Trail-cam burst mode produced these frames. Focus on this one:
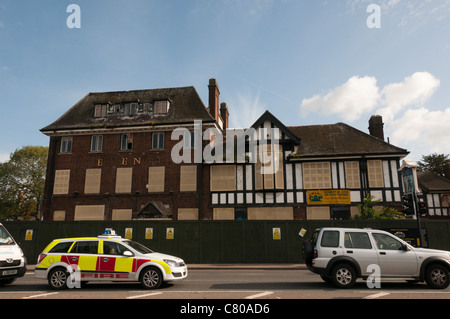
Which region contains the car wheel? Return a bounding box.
[331,263,356,288]
[425,264,449,289]
[140,267,163,289]
[48,267,68,290]
[0,278,16,285]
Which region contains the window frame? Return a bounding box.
[302,161,331,190]
[90,135,103,152]
[152,132,165,150]
[254,144,284,190]
[154,100,169,114]
[60,137,73,154]
[120,134,133,151]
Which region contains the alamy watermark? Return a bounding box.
[170,120,282,174]
[367,4,381,29]
[366,264,381,288]
[66,4,81,29]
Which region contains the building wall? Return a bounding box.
[42,130,204,221]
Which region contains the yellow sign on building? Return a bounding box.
[306,190,351,205]
[166,228,174,240]
[273,228,281,240]
[145,228,153,240]
[125,228,133,239]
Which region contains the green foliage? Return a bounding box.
[354,193,405,220]
[417,153,450,177]
[0,146,48,220]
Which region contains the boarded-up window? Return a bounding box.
[148,166,165,192]
[306,206,330,220]
[303,162,331,189]
[213,208,235,220]
[247,207,293,220]
[74,205,105,221]
[112,209,132,220]
[53,210,66,221]
[254,144,284,190]
[180,165,197,192]
[210,165,236,191]
[84,168,101,194]
[177,208,198,220]
[115,167,132,193]
[345,161,361,189]
[367,160,384,187]
[154,100,169,114]
[54,169,70,195]
[94,104,107,117]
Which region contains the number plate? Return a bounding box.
[2,269,17,276]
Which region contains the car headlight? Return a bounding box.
[163,259,179,268]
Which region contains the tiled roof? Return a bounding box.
[41,86,214,133]
[418,171,450,192]
[288,123,408,158]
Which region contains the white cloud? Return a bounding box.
[389,107,450,159]
[377,72,440,122]
[299,71,448,160]
[300,75,380,122]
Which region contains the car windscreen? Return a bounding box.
[124,240,153,254]
[0,225,15,245]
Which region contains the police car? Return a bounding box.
[34,229,188,289]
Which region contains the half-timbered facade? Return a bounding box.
[41,79,409,221]
[209,112,409,220]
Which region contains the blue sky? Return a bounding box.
[1,0,449,162]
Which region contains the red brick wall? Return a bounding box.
[42,130,211,220]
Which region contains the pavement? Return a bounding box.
[27,264,306,271]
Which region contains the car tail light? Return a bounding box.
[37,253,47,264]
[313,249,318,259]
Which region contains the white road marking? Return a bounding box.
[22,292,59,299]
[126,292,163,299]
[363,292,391,299]
[245,291,274,299]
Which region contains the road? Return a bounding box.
[1,265,449,300]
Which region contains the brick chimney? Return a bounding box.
[368,115,384,141]
[220,102,229,129]
[208,78,220,122]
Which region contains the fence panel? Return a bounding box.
[2,220,450,264]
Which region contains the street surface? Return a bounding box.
[1,265,449,300]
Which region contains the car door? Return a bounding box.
[343,231,379,277]
[98,240,135,280]
[66,240,99,277]
[371,232,418,277]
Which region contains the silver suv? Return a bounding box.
[303,227,450,289]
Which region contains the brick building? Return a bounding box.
[41,79,227,220]
[41,79,410,221]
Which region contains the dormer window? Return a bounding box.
[94,104,108,117]
[154,100,169,114]
[124,103,137,116]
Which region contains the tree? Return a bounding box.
[354,194,405,220]
[417,153,450,177]
[0,146,48,220]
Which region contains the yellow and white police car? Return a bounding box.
[34,229,187,289]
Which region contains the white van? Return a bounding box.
[0,223,27,285]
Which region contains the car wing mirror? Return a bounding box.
[123,250,134,257]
